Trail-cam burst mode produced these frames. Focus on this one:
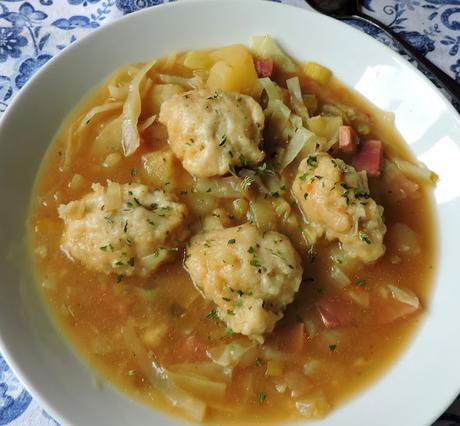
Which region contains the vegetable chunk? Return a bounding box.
[159,88,265,178]
[185,223,303,342]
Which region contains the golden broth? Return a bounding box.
[29,44,436,424]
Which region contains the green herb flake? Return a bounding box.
[356,279,366,286]
[258,392,266,405]
[123,220,128,233]
[207,309,218,320]
[359,231,372,244]
[99,245,108,252]
[227,239,236,245]
[299,172,309,181]
[239,154,248,167]
[235,299,243,308]
[130,168,137,177]
[127,257,135,267]
[219,135,227,147]
[227,309,235,316]
[250,259,262,267]
[225,327,233,336]
[255,358,263,367]
[116,274,124,283]
[329,344,337,352]
[306,155,318,167]
[248,246,255,254]
[128,369,137,376]
[147,219,155,227]
[104,215,114,225]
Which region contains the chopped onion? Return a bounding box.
[389,223,421,255]
[388,284,420,309]
[295,395,330,418]
[330,265,351,288]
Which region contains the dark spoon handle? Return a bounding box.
[351,12,460,107]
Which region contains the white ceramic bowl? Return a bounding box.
[0,1,459,425]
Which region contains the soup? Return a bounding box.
[29,36,437,424]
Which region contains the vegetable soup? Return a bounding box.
[29,36,437,424]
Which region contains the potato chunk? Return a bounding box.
[159,88,264,178]
[58,182,188,277]
[292,152,386,264]
[185,223,302,342]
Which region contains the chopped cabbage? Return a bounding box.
[250,35,297,73]
[279,127,315,170]
[121,322,206,421]
[77,101,122,134]
[393,158,438,185]
[121,60,157,156]
[286,76,310,123]
[207,340,255,368]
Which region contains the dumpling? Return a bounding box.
[159,88,265,178]
[58,181,188,277]
[185,222,302,342]
[292,152,386,263]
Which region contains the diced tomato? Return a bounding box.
[316,298,354,329]
[278,322,308,353]
[179,334,210,362]
[352,139,383,177]
[254,59,274,78]
[338,125,358,153]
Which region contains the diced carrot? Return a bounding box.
[278,322,307,353]
[306,183,314,193]
[254,59,274,78]
[338,125,358,153]
[352,139,383,177]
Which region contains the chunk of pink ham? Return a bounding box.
[352,139,383,177]
[254,59,274,78]
[338,125,358,153]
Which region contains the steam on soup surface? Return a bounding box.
[29,36,437,424]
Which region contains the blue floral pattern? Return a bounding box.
[0,1,459,425]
